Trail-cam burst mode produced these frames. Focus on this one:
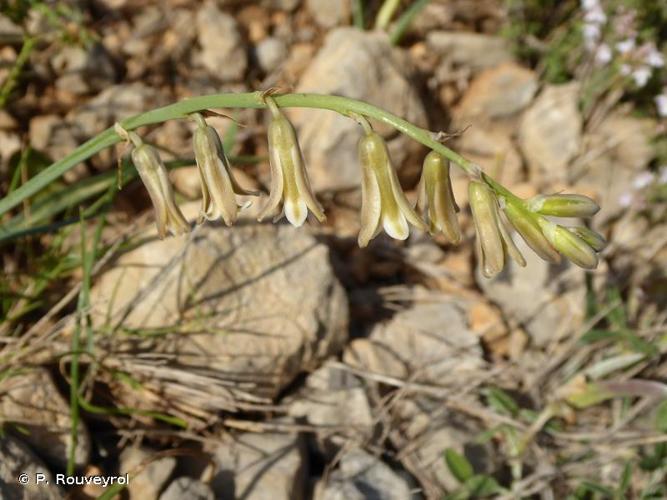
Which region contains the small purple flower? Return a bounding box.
[632,171,655,190]
[595,44,612,65]
[583,24,601,48]
[618,192,634,208]
[632,66,652,87]
[616,39,635,54]
[656,94,667,118]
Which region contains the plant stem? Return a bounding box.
[390,0,431,45]
[0,91,483,218]
[0,36,36,108]
[375,0,402,30]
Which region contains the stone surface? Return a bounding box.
[196,2,247,81]
[454,123,524,187]
[427,31,513,72]
[51,43,117,95]
[0,435,62,500]
[209,432,305,499]
[313,449,412,500]
[455,62,538,120]
[256,37,288,73]
[120,446,177,500]
[288,361,373,438]
[393,400,493,495]
[160,478,214,500]
[519,83,582,186]
[344,302,483,384]
[476,236,586,349]
[0,369,91,470]
[68,82,162,138]
[307,0,350,28]
[90,221,348,402]
[577,112,656,224]
[290,27,427,191]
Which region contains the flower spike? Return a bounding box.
[114,123,189,239]
[417,151,461,243]
[191,113,257,226]
[257,96,325,227]
[357,124,427,247]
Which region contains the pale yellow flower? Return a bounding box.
[416,151,461,243]
[358,130,427,247]
[192,113,257,226]
[257,98,325,227]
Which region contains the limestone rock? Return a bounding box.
[476,236,586,349]
[427,31,513,72]
[344,302,483,385]
[519,83,582,186]
[120,446,176,500]
[290,27,427,191]
[196,2,247,81]
[455,62,538,120]
[161,478,213,500]
[288,361,373,439]
[306,0,350,28]
[313,448,412,500]
[577,112,656,224]
[68,82,162,138]
[209,432,305,499]
[0,435,62,500]
[0,369,91,470]
[256,37,288,73]
[90,222,348,404]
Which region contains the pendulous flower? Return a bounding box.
[469,181,525,278]
[257,97,325,227]
[191,113,257,226]
[115,123,189,239]
[417,151,461,244]
[357,129,427,247]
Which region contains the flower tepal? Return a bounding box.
[115,123,189,239]
[191,113,257,226]
[417,151,461,243]
[357,127,427,247]
[257,96,325,227]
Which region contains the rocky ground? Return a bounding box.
[1,1,666,499]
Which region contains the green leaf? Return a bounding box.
[444,448,474,483]
[483,387,520,416]
[464,475,503,497]
[655,400,667,433]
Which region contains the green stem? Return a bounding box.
[0,36,36,108]
[389,0,431,45]
[0,91,482,218]
[375,0,402,30]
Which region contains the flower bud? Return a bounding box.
[569,226,607,252]
[528,194,600,218]
[131,141,190,239]
[469,181,505,278]
[539,220,599,269]
[503,200,561,263]
[258,99,325,227]
[358,131,427,247]
[417,151,461,244]
[192,113,257,226]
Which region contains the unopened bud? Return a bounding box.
[539,220,598,269]
[569,226,607,252]
[528,194,600,218]
[503,200,561,263]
